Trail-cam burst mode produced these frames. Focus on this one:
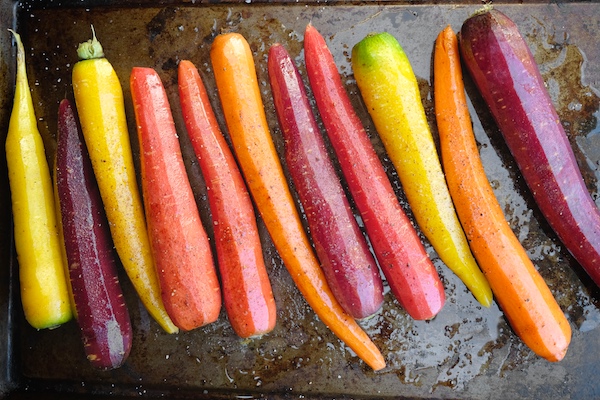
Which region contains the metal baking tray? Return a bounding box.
[1,0,600,398]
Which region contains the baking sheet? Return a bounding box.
[2,1,600,398]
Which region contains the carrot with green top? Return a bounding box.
[131,66,221,331]
[72,28,177,334]
[6,30,72,329]
[178,60,276,338]
[351,32,492,308]
[210,32,385,371]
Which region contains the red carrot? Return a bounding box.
[304,24,445,319]
[177,60,276,338]
[268,43,383,319]
[130,67,221,331]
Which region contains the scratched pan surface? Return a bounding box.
[1,0,600,398]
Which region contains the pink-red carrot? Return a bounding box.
[178,59,276,338]
[304,23,446,319]
[268,43,383,319]
[56,98,132,369]
[130,67,221,331]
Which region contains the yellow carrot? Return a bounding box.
[6,30,72,329]
[72,28,177,333]
[351,32,492,307]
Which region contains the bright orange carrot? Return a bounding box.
[178,60,276,338]
[130,67,221,331]
[434,25,570,362]
[210,32,385,371]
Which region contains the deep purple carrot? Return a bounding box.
[56,98,132,370]
[460,8,600,287]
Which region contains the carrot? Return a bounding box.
[56,98,132,369]
[6,30,72,329]
[72,28,177,334]
[434,25,571,361]
[130,66,221,331]
[210,32,385,371]
[177,60,276,338]
[268,43,384,320]
[459,9,600,289]
[304,24,445,320]
[351,32,493,308]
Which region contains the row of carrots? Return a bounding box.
[7,7,599,371]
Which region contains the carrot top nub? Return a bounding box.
[77,26,104,61]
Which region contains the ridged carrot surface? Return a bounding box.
[304,24,445,320]
[178,60,276,338]
[268,43,384,320]
[55,98,132,369]
[130,67,221,331]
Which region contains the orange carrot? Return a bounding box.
[210,32,385,371]
[130,67,221,331]
[434,25,571,361]
[178,60,276,338]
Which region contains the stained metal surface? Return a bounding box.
[2,1,600,398]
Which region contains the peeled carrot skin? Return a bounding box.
[56,99,132,369]
[435,26,570,362]
[177,60,276,338]
[130,67,221,331]
[460,9,600,288]
[210,32,385,371]
[268,43,384,319]
[304,24,445,320]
